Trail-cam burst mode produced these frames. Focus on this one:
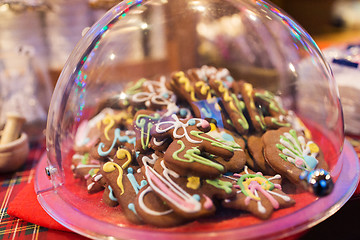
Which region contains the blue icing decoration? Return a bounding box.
[97,128,136,156]
[303,156,318,170]
[108,185,118,201]
[188,119,196,126]
[140,180,147,187]
[162,92,169,98]
[135,151,140,158]
[192,194,200,201]
[226,76,234,82]
[128,203,137,214]
[221,132,234,142]
[127,168,148,194]
[179,108,187,117]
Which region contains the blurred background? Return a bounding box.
[1,0,360,139]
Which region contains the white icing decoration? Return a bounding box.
[254,190,266,214]
[153,137,166,146]
[94,174,103,182]
[279,130,318,170]
[142,157,202,213]
[268,190,291,202]
[267,174,281,181]
[142,153,159,165]
[138,186,173,216]
[87,182,95,191]
[155,114,204,144]
[131,76,177,117]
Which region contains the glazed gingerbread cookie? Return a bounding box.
[247,135,277,175]
[262,127,328,184]
[71,153,101,180]
[151,114,246,178]
[222,166,295,219]
[133,110,161,153]
[169,71,203,118]
[134,185,186,227]
[253,89,291,129]
[141,158,216,220]
[100,161,147,224]
[233,80,266,132]
[130,76,179,116]
[91,127,136,161]
[209,78,249,135]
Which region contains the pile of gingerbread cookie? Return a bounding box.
[71,65,330,227]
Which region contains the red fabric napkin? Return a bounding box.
[7,179,70,232]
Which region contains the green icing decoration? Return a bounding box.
[88,168,96,177]
[231,93,249,130]
[135,113,160,150]
[190,130,235,152]
[126,78,146,95]
[173,140,224,172]
[226,119,234,127]
[81,153,89,164]
[206,179,233,194]
[278,153,288,161]
[271,118,291,127]
[237,173,274,197]
[255,115,266,131]
[254,91,286,115]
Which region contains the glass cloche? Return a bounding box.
[37,0,359,239]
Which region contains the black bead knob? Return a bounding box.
[300,169,334,197]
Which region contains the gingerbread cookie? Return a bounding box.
[134,185,186,227]
[234,80,266,132]
[100,162,147,224]
[209,78,249,135]
[87,172,106,194]
[253,89,291,129]
[151,114,246,178]
[142,158,217,219]
[71,153,101,180]
[133,110,161,153]
[262,127,327,184]
[130,76,179,116]
[247,135,276,175]
[222,166,295,219]
[169,71,202,118]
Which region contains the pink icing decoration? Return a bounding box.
[201,120,210,129]
[295,158,304,166]
[249,182,279,209]
[203,194,214,210]
[146,166,198,211]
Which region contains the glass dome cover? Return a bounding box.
[40,0,359,239]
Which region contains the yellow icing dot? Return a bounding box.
[187,176,201,190]
[309,143,319,153]
[210,123,217,131]
[116,148,127,159]
[94,169,99,174]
